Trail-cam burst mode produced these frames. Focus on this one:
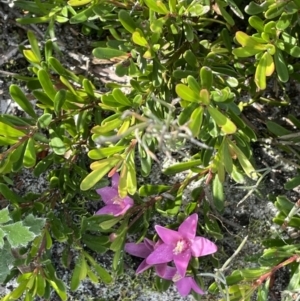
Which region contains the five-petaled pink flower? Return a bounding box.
[161,266,205,297]
[125,238,167,277]
[146,213,217,277]
[95,173,134,217]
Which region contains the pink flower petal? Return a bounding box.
[178,213,198,240]
[146,244,174,265]
[191,237,217,257]
[159,266,177,280]
[175,277,204,296]
[173,249,191,277]
[123,196,134,206]
[175,277,192,296]
[115,203,133,216]
[155,225,182,244]
[96,187,118,204]
[124,242,152,258]
[190,278,205,295]
[155,263,168,278]
[111,173,120,189]
[95,204,121,216]
[144,238,155,250]
[136,259,152,274]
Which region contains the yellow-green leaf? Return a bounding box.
[207,106,237,134]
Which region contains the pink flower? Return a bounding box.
[161,266,205,297]
[95,173,133,216]
[124,238,167,277]
[146,213,217,277]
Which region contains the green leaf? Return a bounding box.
[81,235,109,253]
[27,30,41,62]
[266,121,291,136]
[176,84,201,102]
[144,0,169,14]
[200,66,213,90]
[38,69,56,100]
[23,138,36,168]
[228,141,257,180]
[207,106,237,134]
[0,207,11,224]
[255,52,267,90]
[189,106,204,137]
[70,255,87,291]
[119,10,137,33]
[93,48,128,60]
[132,30,148,47]
[47,278,67,301]
[0,183,24,204]
[69,7,94,24]
[212,174,224,212]
[284,176,300,190]
[54,90,66,113]
[49,137,66,155]
[0,241,15,282]
[23,214,45,235]
[232,47,263,57]
[88,146,126,160]
[9,85,37,119]
[163,159,202,175]
[80,157,121,191]
[2,221,35,248]
[112,89,132,106]
[93,263,112,284]
[139,184,171,196]
[38,113,52,128]
[274,48,289,83]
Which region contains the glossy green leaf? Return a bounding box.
[27,30,41,62]
[245,1,265,15]
[9,85,37,119]
[212,174,224,212]
[176,84,201,102]
[144,0,169,14]
[207,106,237,134]
[274,49,289,83]
[163,159,202,175]
[67,0,92,6]
[249,16,264,32]
[54,90,66,113]
[232,47,263,57]
[255,51,267,90]
[132,30,148,47]
[70,255,87,291]
[38,69,56,100]
[139,184,171,196]
[200,66,213,90]
[80,157,121,191]
[112,88,132,106]
[23,138,36,168]
[119,10,137,33]
[93,47,128,60]
[284,176,300,190]
[47,278,67,301]
[49,137,66,155]
[69,7,94,24]
[228,141,257,180]
[38,113,52,128]
[189,106,204,137]
[88,146,126,160]
[266,121,291,136]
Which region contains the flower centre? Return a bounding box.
[112,196,123,206]
[173,239,189,255]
